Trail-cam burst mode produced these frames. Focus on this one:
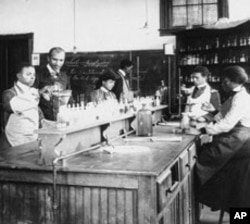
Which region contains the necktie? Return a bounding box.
[192,86,206,98]
[52,72,60,79]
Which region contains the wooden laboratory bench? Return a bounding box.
[37,105,167,165]
[0,123,198,224]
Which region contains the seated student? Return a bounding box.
[196,65,250,212]
[90,72,117,104]
[181,66,221,122]
[1,62,43,147]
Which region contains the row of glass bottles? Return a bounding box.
[221,52,249,64]
[56,96,157,128]
[179,34,250,52]
[180,51,250,66]
[179,53,218,65]
[181,74,221,83]
[179,37,220,52]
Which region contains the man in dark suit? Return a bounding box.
[113,59,134,102]
[36,47,71,121]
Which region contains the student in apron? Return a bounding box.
[181,66,221,121]
[2,62,42,147]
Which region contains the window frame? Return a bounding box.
[160,0,228,35]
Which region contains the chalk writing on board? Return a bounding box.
[65,59,111,68]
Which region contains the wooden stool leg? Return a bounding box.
[218,210,224,224]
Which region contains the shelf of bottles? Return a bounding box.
[181,73,221,84]
[178,33,250,66]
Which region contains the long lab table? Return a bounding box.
[0,123,198,224]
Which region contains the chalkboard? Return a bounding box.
[38,50,167,103]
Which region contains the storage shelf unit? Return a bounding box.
[175,19,250,103]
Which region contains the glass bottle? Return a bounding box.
[136,104,153,136]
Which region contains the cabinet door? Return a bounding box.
[181,175,191,224]
[188,143,197,169]
[157,161,181,224]
[179,149,190,180]
[188,143,197,223]
[158,192,182,224]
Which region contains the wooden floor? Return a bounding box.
[199,205,230,224]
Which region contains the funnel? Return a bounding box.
[53,90,72,106]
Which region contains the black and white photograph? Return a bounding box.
[0,0,250,223]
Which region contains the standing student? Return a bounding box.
[196,65,250,211]
[36,47,71,121]
[1,63,43,147]
[113,59,134,102]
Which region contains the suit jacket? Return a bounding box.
[35,66,71,121]
[112,73,123,100]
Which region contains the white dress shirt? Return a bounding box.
[206,86,250,135]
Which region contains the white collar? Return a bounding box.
[118,69,126,77]
[47,64,58,76]
[15,81,31,93]
[233,85,243,92]
[196,82,208,89]
[100,86,110,93]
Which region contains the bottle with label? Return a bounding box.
[136,104,153,136]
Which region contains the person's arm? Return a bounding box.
[2,89,16,113]
[205,94,246,135]
[210,89,221,111]
[181,85,193,95]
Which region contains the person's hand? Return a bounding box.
[39,85,54,101]
[201,102,215,112]
[196,116,206,123]
[214,113,223,122]
[184,127,201,135]
[200,134,212,145]
[181,85,189,94]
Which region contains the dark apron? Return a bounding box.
[196,125,250,185]
[196,125,250,211]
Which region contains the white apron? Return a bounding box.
[185,84,212,118]
[5,83,39,146]
[119,71,133,102]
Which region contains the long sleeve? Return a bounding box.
[206,89,250,135]
[2,89,16,113]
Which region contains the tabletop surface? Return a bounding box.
[0,125,197,177]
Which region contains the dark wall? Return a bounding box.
[38,50,168,103]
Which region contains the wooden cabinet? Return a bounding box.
[0,126,197,224]
[175,19,250,104]
[157,143,197,224]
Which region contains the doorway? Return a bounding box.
[0,33,33,133]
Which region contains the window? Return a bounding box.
[160,0,229,35]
